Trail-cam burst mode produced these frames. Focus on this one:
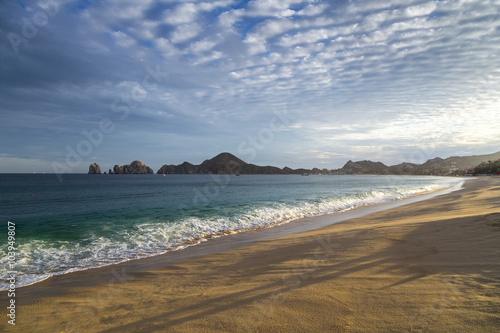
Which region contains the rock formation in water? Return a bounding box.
[110,161,154,174]
[88,163,101,174]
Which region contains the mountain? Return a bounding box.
[437,152,500,169]
[339,160,388,174]
[91,151,500,176]
[158,152,302,175]
[333,151,500,175]
[198,153,248,174]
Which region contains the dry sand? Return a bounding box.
[2,177,499,332]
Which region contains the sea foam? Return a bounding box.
[0,176,466,290]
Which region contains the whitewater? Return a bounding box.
[0,174,466,290]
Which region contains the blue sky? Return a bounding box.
[1,0,499,173]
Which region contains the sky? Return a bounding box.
[1,0,499,173]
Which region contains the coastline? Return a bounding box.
[2,176,466,292]
[2,176,499,332]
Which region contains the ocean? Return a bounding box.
[0,174,466,290]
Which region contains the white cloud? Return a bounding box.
[170,23,203,43]
[3,0,500,171]
[277,23,360,48]
[405,1,438,17]
[112,31,135,47]
[192,51,223,65]
[188,38,218,54]
[297,3,329,17]
[245,0,308,17]
[244,35,268,55]
[163,3,200,24]
[154,37,179,56]
[217,8,245,29]
[164,1,237,25]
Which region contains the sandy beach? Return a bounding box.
[2,176,499,332]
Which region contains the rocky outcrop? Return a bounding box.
[88,163,101,174]
[110,161,154,174]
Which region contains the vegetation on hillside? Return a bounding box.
[473,159,500,175]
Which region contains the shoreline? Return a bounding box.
[2,176,499,332]
[2,177,466,293]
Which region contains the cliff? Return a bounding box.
[110,161,154,174]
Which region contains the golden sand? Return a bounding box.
[2,177,499,332]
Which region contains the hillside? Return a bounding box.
[157,153,297,175]
[332,151,500,175]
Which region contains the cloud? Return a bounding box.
[0,0,499,172]
[188,38,217,54]
[112,31,135,47]
[297,3,329,17]
[170,22,203,43]
[244,0,298,17]
[163,3,200,24]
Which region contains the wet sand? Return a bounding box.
[2,177,499,332]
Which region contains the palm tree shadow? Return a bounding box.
[98,213,500,332]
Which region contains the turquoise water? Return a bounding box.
[0,174,465,290]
